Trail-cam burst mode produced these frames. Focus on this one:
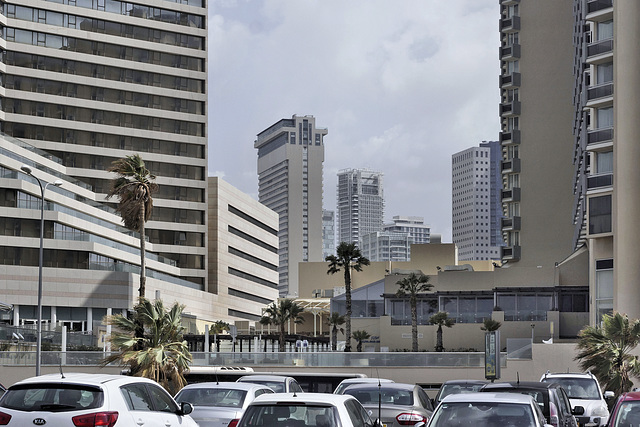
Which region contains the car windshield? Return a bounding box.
[438,384,485,401]
[614,401,640,427]
[430,402,535,427]
[245,381,284,393]
[345,388,413,406]
[239,404,339,427]
[543,378,600,399]
[1,384,103,412]
[176,388,247,407]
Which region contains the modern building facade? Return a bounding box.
[360,231,412,262]
[322,209,335,260]
[0,0,208,289]
[337,168,384,246]
[383,216,431,244]
[452,143,503,261]
[255,115,327,297]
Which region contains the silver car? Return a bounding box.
[236,375,303,393]
[175,382,274,427]
[343,383,434,427]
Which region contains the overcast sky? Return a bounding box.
[208,0,501,243]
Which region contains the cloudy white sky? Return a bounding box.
[208,0,501,242]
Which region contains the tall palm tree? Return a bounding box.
[210,320,230,335]
[575,312,640,396]
[430,311,455,352]
[326,242,370,352]
[259,299,305,352]
[106,154,158,300]
[102,298,192,394]
[327,312,346,351]
[396,272,433,351]
[352,330,370,352]
[481,318,502,332]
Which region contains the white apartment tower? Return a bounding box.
[452,143,503,261]
[322,209,336,260]
[337,168,384,246]
[255,115,327,297]
[383,216,431,244]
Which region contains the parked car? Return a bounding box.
[334,378,394,395]
[174,381,274,427]
[236,375,303,393]
[0,383,5,398]
[606,391,640,427]
[426,392,553,427]
[540,372,613,427]
[481,380,583,427]
[237,391,377,427]
[0,372,197,426]
[433,380,487,406]
[343,382,434,427]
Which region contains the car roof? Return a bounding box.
[541,372,595,379]
[237,375,294,382]
[10,373,147,388]
[180,381,271,391]
[483,381,558,391]
[442,392,537,405]
[441,379,487,385]
[339,378,394,384]
[342,383,416,392]
[619,392,640,401]
[252,392,353,405]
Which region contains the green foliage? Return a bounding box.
[326,242,370,352]
[430,311,455,352]
[396,272,432,351]
[352,330,371,352]
[326,312,346,351]
[260,299,305,352]
[210,321,230,335]
[102,298,192,394]
[481,318,502,332]
[575,312,640,397]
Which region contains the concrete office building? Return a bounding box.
[0,0,208,289]
[452,143,503,261]
[322,209,335,260]
[255,115,327,297]
[498,0,576,268]
[337,168,384,246]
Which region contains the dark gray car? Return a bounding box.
[343,383,434,427]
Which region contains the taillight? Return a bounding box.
[72,411,119,427]
[549,401,559,427]
[0,411,11,425]
[396,413,426,426]
[228,418,240,427]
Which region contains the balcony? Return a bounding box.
[500,15,521,33]
[586,0,613,21]
[587,0,612,13]
[500,129,521,145]
[501,72,521,89]
[502,245,521,261]
[587,127,613,145]
[586,82,613,107]
[501,158,521,174]
[501,0,520,5]
[500,43,521,61]
[500,100,521,117]
[587,173,613,190]
[587,39,613,60]
[502,187,521,202]
[501,216,521,231]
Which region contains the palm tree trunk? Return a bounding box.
[331,326,337,351]
[411,300,418,352]
[139,200,146,300]
[436,325,443,352]
[279,322,286,352]
[344,268,352,352]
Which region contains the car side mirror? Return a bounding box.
[179,402,194,416]
[572,406,585,416]
[604,391,615,399]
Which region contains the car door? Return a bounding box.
[121,383,167,427]
[146,383,192,427]
[556,387,578,427]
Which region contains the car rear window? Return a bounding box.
[239,404,339,427]
[344,388,413,406]
[1,384,103,412]
[176,388,247,407]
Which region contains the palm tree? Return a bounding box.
[575,312,640,397]
[352,330,371,352]
[395,272,433,351]
[259,299,305,352]
[430,311,455,352]
[106,154,158,300]
[326,242,370,352]
[102,298,192,394]
[327,312,346,351]
[481,318,502,332]
[210,320,230,335]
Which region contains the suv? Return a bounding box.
[481,381,583,427]
[0,373,197,427]
[540,372,613,427]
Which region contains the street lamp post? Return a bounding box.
[20,165,62,376]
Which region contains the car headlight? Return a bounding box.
[591,405,609,417]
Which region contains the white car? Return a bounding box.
[427,392,553,427]
[333,378,394,394]
[0,372,198,427]
[237,392,377,427]
[175,381,274,427]
[236,375,303,393]
[540,372,613,427]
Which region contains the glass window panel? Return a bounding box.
[596,151,613,174]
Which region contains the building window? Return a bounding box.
[595,259,613,324]
[589,195,611,234]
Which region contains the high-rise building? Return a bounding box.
[452,143,503,261]
[322,209,335,260]
[337,168,384,246]
[0,0,208,290]
[360,231,412,262]
[498,0,576,268]
[383,216,431,244]
[255,115,327,297]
